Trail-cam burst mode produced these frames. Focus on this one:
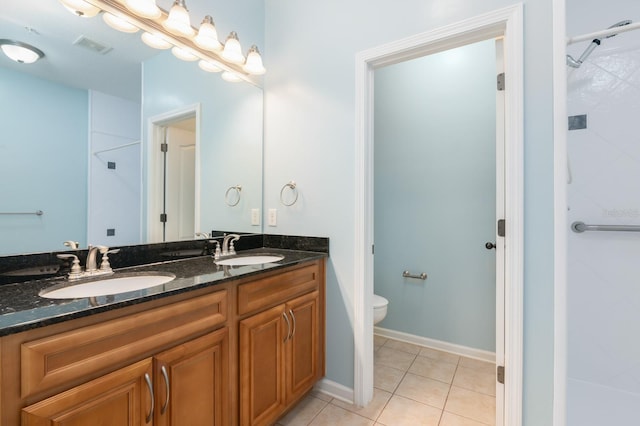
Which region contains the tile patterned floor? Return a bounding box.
[276,335,496,426]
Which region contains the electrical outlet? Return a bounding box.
[268,209,277,227]
[251,208,260,226]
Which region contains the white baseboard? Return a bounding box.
[313,378,354,404]
[374,326,496,363]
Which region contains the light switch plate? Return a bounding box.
[268,209,277,227]
[251,208,260,226]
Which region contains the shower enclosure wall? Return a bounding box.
[566,3,640,424]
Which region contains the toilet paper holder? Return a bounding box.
[402,270,427,280]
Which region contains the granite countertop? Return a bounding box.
[0,248,326,337]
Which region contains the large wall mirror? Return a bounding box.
[0,0,263,256]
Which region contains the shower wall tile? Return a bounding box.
[568,44,640,396]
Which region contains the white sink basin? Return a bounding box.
[215,255,284,266]
[40,273,176,299]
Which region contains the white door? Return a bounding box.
[163,124,195,241]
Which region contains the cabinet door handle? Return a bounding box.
[144,373,154,424]
[282,311,291,342]
[161,365,170,415]
[289,309,296,339]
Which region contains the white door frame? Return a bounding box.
[354,4,524,425]
[146,104,201,243]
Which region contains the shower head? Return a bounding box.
[566,19,633,68]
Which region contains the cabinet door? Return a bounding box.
[239,304,286,426]
[285,290,321,404]
[22,358,154,426]
[154,328,229,426]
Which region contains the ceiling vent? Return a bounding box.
[73,35,112,54]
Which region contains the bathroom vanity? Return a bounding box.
[0,247,326,425]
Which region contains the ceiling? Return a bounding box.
[0,0,190,102]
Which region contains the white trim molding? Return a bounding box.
[375,328,496,363]
[354,5,524,426]
[552,0,568,424]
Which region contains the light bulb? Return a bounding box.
[103,13,139,33]
[221,32,244,64]
[198,60,222,73]
[163,0,195,37]
[59,0,100,18]
[124,0,161,19]
[194,16,222,51]
[221,71,242,82]
[243,45,265,75]
[141,32,172,50]
[171,46,198,61]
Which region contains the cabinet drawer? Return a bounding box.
[237,262,320,316]
[21,289,227,398]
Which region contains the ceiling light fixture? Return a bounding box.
[59,0,101,18]
[221,32,244,64]
[163,0,195,37]
[0,39,45,64]
[103,13,139,33]
[194,16,221,52]
[124,0,161,19]
[141,32,172,50]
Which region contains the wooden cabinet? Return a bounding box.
[239,263,323,426]
[21,328,229,426]
[1,259,325,426]
[22,358,154,426]
[154,328,229,426]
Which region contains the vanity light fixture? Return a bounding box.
[198,60,222,73]
[194,16,222,51]
[103,13,139,33]
[163,0,195,37]
[243,45,266,75]
[171,46,198,61]
[124,0,161,19]
[59,0,101,17]
[65,0,267,81]
[221,70,242,82]
[221,32,244,64]
[141,32,172,49]
[0,39,45,64]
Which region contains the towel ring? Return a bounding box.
[225,185,242,207]
[280,181,298,206]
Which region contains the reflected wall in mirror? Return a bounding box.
[0,0,263,256]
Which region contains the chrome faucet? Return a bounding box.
[57,245,119,281]
[221,234,240,256]
[85,245,100,272]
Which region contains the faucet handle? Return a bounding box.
[63,240,79,249]
[99,248,120,273]
[57,254,82,279]
[212,241,221,259]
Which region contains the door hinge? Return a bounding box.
[160,142,168,152]
[497,365,505,384]
[497,73,505,91]
[497,219,506,237]
[160,213,167,223]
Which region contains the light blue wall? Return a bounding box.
[263,1,555,425]
[142,52,263,237]
[0,67,87,255]
[373,40,496,352]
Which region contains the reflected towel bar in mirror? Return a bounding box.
[0,210,43,216]
[571,221,640,233]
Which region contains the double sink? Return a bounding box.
[39,254,284,299]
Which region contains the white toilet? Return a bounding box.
[373,294,389,325]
